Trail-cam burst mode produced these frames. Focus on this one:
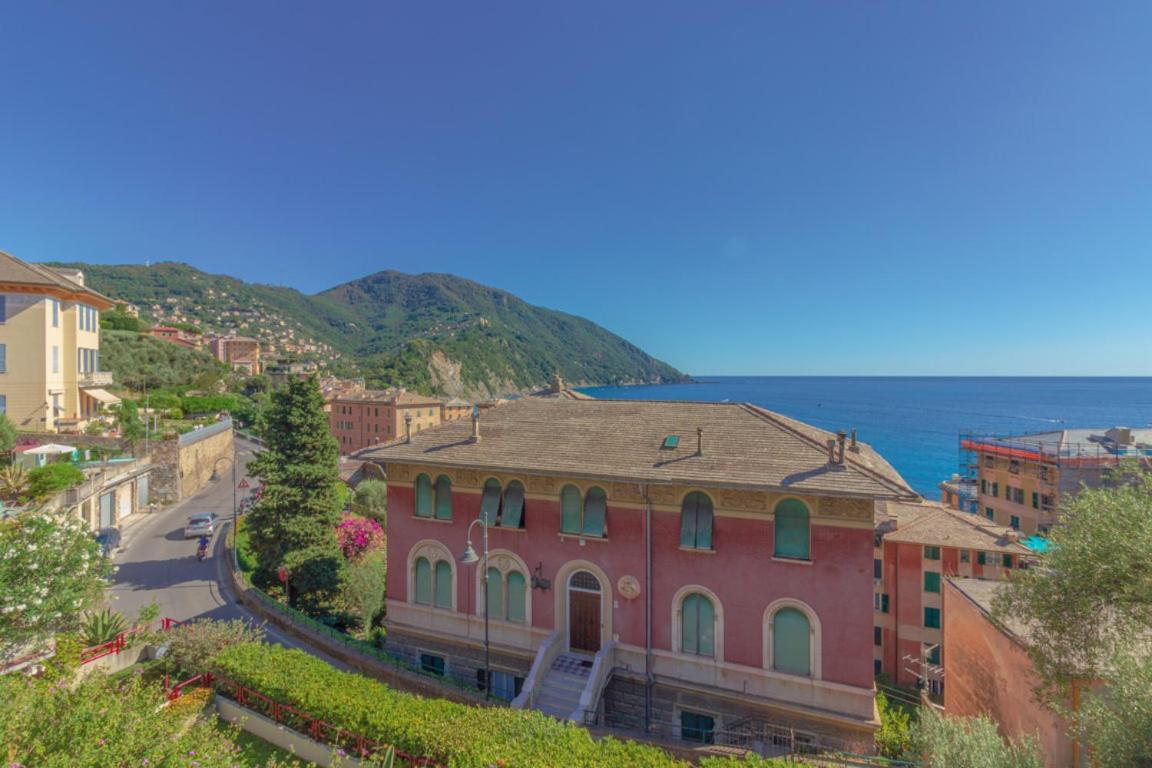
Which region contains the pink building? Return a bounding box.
[364,398,917,754]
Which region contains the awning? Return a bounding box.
[83,388,121,406]
[24,443,77,455]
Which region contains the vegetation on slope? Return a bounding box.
[100,329,227,391]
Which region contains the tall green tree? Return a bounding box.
[245,376,344,611]
[995,462,1152,767]
[909,710,1043,768]
[116,400,145,447]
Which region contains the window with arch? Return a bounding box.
[680,592,716,657]
[479,478,527,529]
[680,492,714,550]
[414,473,433,518]
[560,485,607,537]
[774,498,810,560]
[412,555,454,610]
[484,566,527,623]
[772,607,811,677]
[434,475,453,520]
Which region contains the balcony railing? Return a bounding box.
[78,371,114,387]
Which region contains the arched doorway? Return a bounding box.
[568,570,602,653]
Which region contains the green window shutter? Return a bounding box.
[924,607,941,629]
[1031,492,1039,509]
[980,478,987,494]
[434,561,453,609]
[680,492,714,549]
[1010,516,1020,530]
[924,572,941,593]
[415,474,433,518]
[681,594,699,655]
[486,567,503,619]
[480,479,502,526]
[501,481,525,528]
[881,594,890,613]
[774,499,811,560]
[560,485,582,533]
[414,557,432,605]
[434,475,453,520]
[772,607,811,676]
[506,571,526,623]
[978,551,987,565]
[679,495,699,549]
[582,487,607,536]
[696,493,713,549]
[1003,554,1013,568]
[697,595,715,658]
[992,482,999,498]
[924,546,941,561]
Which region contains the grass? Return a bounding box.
[235,516,257,576]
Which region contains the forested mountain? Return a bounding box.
[51,262,685,398]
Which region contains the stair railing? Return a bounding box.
[569,640,616,724]
[511,630,562,710]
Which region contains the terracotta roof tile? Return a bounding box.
[883,501,1030,553]
[0,251,113,306]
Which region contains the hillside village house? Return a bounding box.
[872,500,1030,694]
[208,332,262,374]
[0,251,119,432]
[364,398,918,751]
[331,389,445,453]
[962,428,1152,535]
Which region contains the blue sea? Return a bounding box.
[579,377,1152,498]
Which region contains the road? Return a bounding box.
[108,438,257,623]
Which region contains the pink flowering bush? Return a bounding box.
[335,516,384,560]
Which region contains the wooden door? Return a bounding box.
[569,590,601,653]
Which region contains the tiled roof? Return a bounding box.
[362,397,918,499]
[332,389,443,406]
[882,501,1030,553]
[0,251,114,306]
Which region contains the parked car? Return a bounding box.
[94,527,121,557]
[184,513,218,539]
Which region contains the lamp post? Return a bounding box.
[459,514,490,700]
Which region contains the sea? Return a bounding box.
[578,377,1152,498]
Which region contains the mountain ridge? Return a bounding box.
[48,261,686,398]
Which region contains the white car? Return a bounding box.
[184,513,217,539]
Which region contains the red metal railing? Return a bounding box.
[208,676,440,767]
[78,617,184,665]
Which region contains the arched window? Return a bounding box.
[772,607,811,677]
[680,492,714,550]
[414,557,432,605]
[501,480,525,528]
[434,475,453,520]
[680,593,716,658]
[434,560,453,609]
[486,567,503,618]
[560,485,582,534]
[774,498,810,560]
[506,571,526,623]
[414,473,433,518]
[481,478,502,526]
[582,487,607,537]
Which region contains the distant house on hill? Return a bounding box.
[208,332,261,374]
[148,325,202,350]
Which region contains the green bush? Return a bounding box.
[162,618,265,677]
[181,394,240,414]
[875,692,913,758]
[25,462,85,500]
[214,642,692,768]
[352,479,388,523]
[342,551,387,631]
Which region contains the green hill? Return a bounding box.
[51,262,685,398]
[99,330,228,391]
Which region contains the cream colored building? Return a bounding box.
[0,251,119,432]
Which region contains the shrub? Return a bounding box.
[215,642,692,768]
[25,462,85,500]
[336,515,384,560]
[700,756,792,767]
[81,607,128,646]
[164,685,214,719]
[43,632,83,682]
[163,618,265,677]
[352,479,387,523]
[875,692,913,758]
[342,551,387,631]
[909,709,1044,768]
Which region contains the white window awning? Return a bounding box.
[83,388,122,406]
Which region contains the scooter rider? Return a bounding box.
[197,534,210,560]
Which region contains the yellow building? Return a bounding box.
[0,251,119,433]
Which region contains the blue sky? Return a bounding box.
[1,2,1150,376]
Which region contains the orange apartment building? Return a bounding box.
[330,389,445,453]
[873,500,1031,695]
[441,397,472,422]
[963,427,1152,535]
[209,332,262,374]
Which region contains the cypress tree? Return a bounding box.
[246,376,344,611]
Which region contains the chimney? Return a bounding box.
[836,430,847,464]
[696,427,704,456]
[404,411,412,443]
[849,428,859,452]
[471,408,482,443]
[551,372,564,394]
[826,438,837,464]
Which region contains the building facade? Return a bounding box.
[330,390,444,453]
[365,398,918,753]
[0,251,118,433]
[209,333,262,374]
[148,325,202,350]
[440,397,472,423]
[963,428,1151,535]
[872,501,1029,694]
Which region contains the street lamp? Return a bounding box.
[460,514,490,700]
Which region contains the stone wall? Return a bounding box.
[150,420,235,503]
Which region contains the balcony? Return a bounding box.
[78,371,114,387]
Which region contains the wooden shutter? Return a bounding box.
[772,608,811,676]
[434,475,453,520]
[582,487,607,537]
[480,479,502,526]
[506,571,526,623]
[502,481,525,528]
[560,485,582,533]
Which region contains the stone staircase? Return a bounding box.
[534,653,593,719]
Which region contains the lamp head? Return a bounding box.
[459,541,480,564]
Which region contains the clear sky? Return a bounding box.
[2,2,1150,376]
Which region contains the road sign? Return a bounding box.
[277,566,287,584]
[238,478,250,489]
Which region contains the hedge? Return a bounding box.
[213,643,785,768]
